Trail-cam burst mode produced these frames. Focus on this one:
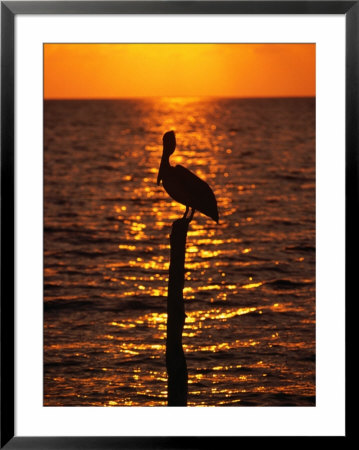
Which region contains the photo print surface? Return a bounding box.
[44,44,315,407]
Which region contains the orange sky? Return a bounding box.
[44,44,315,99]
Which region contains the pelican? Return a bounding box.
[157,131,219,223]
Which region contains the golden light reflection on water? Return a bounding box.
[44,296,314,406]
[242,282,263,289]
[98,302,304,347]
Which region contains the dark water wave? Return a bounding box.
[265,279,314,289]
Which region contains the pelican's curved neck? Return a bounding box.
[157,150,171,185]
[161,150,171,166]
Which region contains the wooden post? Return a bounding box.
[166,218,189,406]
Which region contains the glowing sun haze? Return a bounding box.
[44,43,315,99]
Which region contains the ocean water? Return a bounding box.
[44,97,315,406]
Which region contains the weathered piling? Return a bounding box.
[165,217,190,406]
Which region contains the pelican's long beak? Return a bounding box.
[157,156,165,186]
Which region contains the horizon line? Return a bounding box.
[44,95,316,101]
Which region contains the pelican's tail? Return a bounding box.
[211,210,219,224]
[199,197,219,224]
[205,205,219,224]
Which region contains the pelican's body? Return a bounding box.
[157,131,219,223]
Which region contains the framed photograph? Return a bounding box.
[1,1,353,447]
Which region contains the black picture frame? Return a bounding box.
[1,1,354,447]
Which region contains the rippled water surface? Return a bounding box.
[44,98,315,406]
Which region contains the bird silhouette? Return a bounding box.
[157,131,219,223]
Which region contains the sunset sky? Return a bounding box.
[44,43,315,99]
